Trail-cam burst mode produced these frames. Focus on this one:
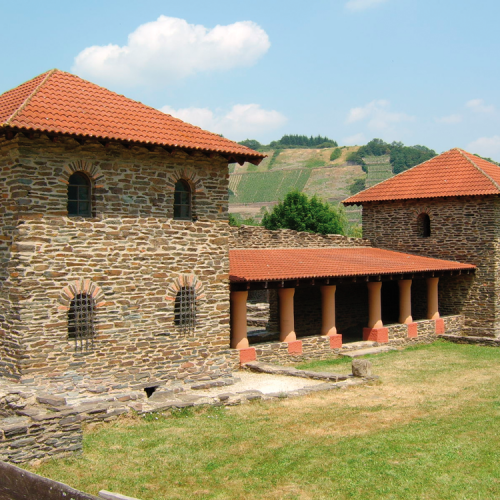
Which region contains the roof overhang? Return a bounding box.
[229,247,476,291]
[0,126,265,166]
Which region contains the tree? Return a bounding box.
[262,190,346,235]
[238,139,262,151]
[390,144,436,174]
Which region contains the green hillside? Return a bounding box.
[228,137,438,230]
[229,146,366,227]
[229,169,311,203]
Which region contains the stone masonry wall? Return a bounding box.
[362,197,495,336]
[229,225,371,249]
[0,135,238,391]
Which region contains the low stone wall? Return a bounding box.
[229,225,371,249]
[0,415,82,464]
[386,315,463,346]
[239,315,465,364]
[252,335,341,365]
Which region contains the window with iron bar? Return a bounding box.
[174,286,197,334]
[68,292,96,352]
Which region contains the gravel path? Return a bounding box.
[194,370,324,396]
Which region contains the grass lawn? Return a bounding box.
[27,341,500,499]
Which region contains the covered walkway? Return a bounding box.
[229,247,475,362]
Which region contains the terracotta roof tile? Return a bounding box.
[343,148,500,205]
[0,69,264,162]
[229,247,475,282]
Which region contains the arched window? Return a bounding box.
[174,286,196,334]
[68,292,96,352]
[174,179,192,220]
[417,213,431,238]
[68,172,92,217]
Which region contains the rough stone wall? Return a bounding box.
[254,336,340,365]
[0,135,238,391]
[229,225,371,249]
[362,197,495,336]
[0,415,82,464]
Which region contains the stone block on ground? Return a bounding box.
[352,359,372,377]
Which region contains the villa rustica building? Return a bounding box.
[0,69,494,395]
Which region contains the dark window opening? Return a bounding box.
[68,292,96,352]
[174,179,192,220]
[417,213,431,238]
[68,172,92,217]
[174,286,196,334]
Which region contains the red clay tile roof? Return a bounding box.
[230,247,475,282]
[0,69,264,162]
[343,148,500,205]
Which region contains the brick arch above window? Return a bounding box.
[58,279,106,311]
[413,208,432,238]
[57,160,104,187]
[165,274,205,302]
[167,168,206,197]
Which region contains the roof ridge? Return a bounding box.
[343,152,438,203]
[457,148,500,192]
[3,69,57,126]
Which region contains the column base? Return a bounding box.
[363,327,389,343]
[239,347,256,364]
[407,322,418,338]
[328,334,343,349]
[435,318,445,335]
[287,340,303,354]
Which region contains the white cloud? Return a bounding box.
[345,0,388,12]
[435,114,462,124]
[346,100,414,131]
[466,99,495,114]
[161,103,287,140]
[342,133,366,145]
[72,16,270,86]
[467,136,500,159]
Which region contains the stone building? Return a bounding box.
[344,148,500,338]
[0,69,264,393]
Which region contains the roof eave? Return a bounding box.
[0,125,266,163]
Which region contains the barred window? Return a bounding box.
[68,172,92,217]
[174,286,196,334]
[68,292,96,352]
[417,213,431,238]
[174,179,192,220]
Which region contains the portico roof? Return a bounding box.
[229,247,475,284]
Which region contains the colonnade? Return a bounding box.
[230,277,440,349]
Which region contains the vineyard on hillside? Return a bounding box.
[229,169,311,204]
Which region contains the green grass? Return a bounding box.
[28,341,500,499]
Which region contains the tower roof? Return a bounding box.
[343,148,500,205]
[0,69,264,163]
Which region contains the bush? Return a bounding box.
[330,148,342,162]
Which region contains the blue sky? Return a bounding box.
[1,0,499,157]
